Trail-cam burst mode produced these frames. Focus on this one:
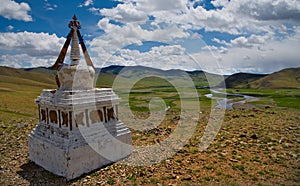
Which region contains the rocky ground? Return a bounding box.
[0,106,299,185]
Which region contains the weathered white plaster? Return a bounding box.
[28,87,132,180]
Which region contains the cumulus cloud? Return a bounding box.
[0,0,32,22]
[100,3,148,24]
[84,0,300,74]
[93,44,196,70]
[2,0,300,74]
[193,27,300,74]
[212,38,231,46]
[237,0,300,22]
[0,31,65,57]
[92,20,190,53]
[135,0,187,12]
[0,54,55,68]
[230,34,271,48]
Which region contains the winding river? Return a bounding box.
[205,89,258,110]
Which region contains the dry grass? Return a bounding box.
[0,101,299,185]
[0,71,299,185]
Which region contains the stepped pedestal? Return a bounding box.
[28,88,132,180]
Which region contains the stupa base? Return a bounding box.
[28,122,132,180]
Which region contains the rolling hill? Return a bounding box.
[224,67,300,89]
[0,66,56,90]
[1,65,299,90]
[1,65,224,89]
[249,67,300,89]
[224,73,267,88]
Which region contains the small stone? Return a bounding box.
[289,153,297,158]
[240,141,247,145]
[239,134,247,138]
[271,153,277,158]
[182,175,192,180]
[236,156,242,160]
[220,152,227,157]
[16,123,27,129]
[250,134,258,139]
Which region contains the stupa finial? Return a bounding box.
[68,14,81,29]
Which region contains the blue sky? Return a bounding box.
[0,0,299,74]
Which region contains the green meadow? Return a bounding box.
[227,88,300,109]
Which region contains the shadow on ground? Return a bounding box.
[17,161,68,185]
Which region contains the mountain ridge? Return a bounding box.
[1,65,299,89]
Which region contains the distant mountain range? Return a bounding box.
[0,65,299,89]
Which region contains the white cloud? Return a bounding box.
[236,0,300,22]
[92,20,190,54]
[230,34,271,48]
[100,3,148,24]
[192,27,300,74]
[85,0,300,74]
[0,0,32,22]
[88,7,101,15]
[211,0,230,8]
[230,37,254,48]
[135,0,188,12]
[2,0,300,74]
[44,2,58,11]
[79,0,93,7]
[0,31,65,57]
[212,38,230,46]
[6,25,14,31]
[0,54,54,68]
[97,18,120,32]
[98,45,194,70]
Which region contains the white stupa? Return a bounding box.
[28,15,132,180]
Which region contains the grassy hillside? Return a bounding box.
[249,67,300,89]
[224,67,300,89]
[96,65,224,88]
[0,66,56,89]
[224,73,266,88]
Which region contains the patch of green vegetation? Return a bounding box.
[107,178,115,185]
[149,177,160,184]
[227,88,300,109]
[0,109,33,117]
[232,165,245,171]
[273,96,300,109]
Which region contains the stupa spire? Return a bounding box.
[70,15,81,63]
[70,27,80,62]
[52,15,94,70]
